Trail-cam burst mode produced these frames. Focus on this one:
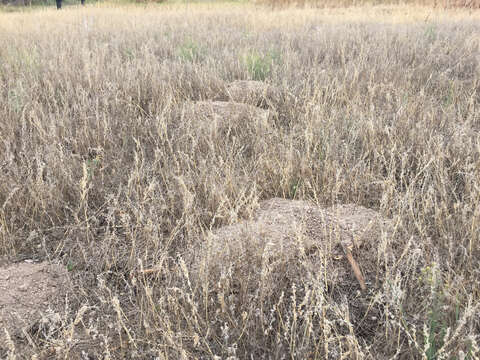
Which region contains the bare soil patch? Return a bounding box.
[0,261,69,354]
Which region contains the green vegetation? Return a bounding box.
[244,49,281,81]
[178,39,205,63]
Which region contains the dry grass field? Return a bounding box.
[1,2,480,359]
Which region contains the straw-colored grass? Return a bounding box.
[254,0,480,9]
[0,3,479,359]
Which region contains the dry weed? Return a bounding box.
[0,3,479,359]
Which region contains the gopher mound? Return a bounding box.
[182,100,272,126]
[181,101,274,143]
[193,198,394,349]
[0,261,68,351]
[198,198,390,291]
[224,80,282,108]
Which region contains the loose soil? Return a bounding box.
[199,198,391,288]
[0,261,68,355]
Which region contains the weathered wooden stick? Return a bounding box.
[343,245,367,292]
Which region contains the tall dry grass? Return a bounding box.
[0,3,480,359]
[254,0,480,9]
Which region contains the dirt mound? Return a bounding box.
[181,100,274,139]
[197,198,391,293]
[0,261,69,351]
[183,100,271,123]
[225,80,282,108]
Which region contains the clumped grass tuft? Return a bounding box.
[178,38,205,63]
[244,49,281,81]
[0,3,480,359]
